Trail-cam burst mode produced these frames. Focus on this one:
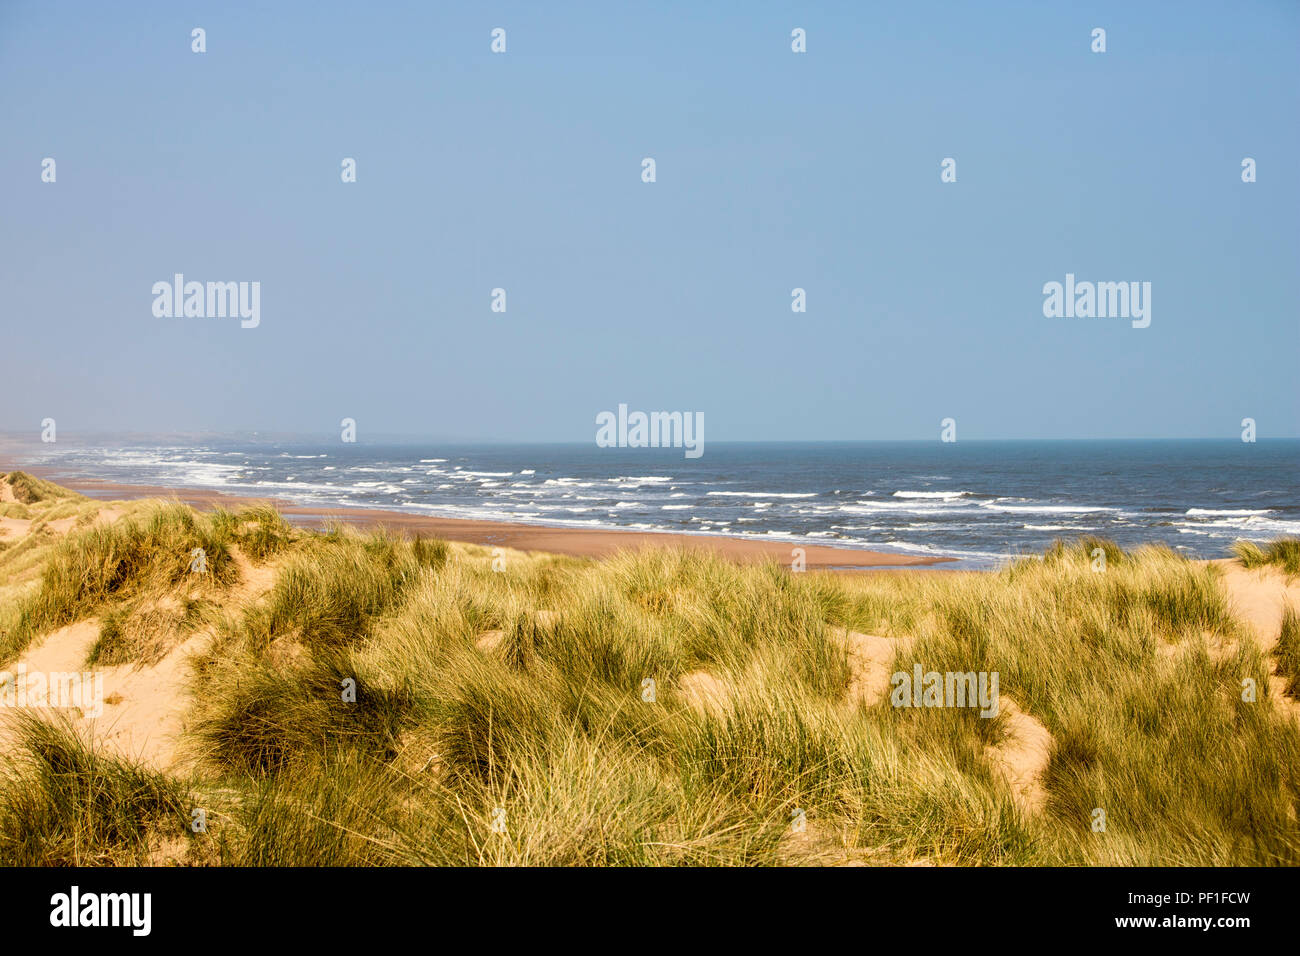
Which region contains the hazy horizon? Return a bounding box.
[5,431,1300,447]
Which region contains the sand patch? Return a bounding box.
[0,617,207,772]
[985,695,1053,815]
[837,628,913,708]
[678,670,730,717]
[0,517,30,539]
[1214,561,1300,653]
[4,619,101,697]
[93,506,124,527]
[228,545,277,602]
[0,503,123,543]
[91,631,207,770]
[475,630,504,653]
[1215,560,1300,719]
[0,541,277,771]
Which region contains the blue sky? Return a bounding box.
[2,0,1296,441]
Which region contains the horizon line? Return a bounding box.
[3,432,1298,445]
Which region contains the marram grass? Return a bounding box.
[1232,537,1300,576]
[1,482,1298,866]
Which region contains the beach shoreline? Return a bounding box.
[0,460,957,571]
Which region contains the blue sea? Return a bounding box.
[20,439,1300,569]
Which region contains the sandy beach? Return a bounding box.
[0,462,954,571]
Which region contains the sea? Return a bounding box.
[17,439,1300,569]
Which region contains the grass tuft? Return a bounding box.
[0,715,196,865]
[1233,538,1300,576]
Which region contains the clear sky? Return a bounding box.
[2,0,1296,441]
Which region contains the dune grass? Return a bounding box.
[1233,537,1300,576]
[0,497,295,663]
[0,714,202,866]
[0,470,83,507]
[0,487,1298,866]
[1275,607,1300,699]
